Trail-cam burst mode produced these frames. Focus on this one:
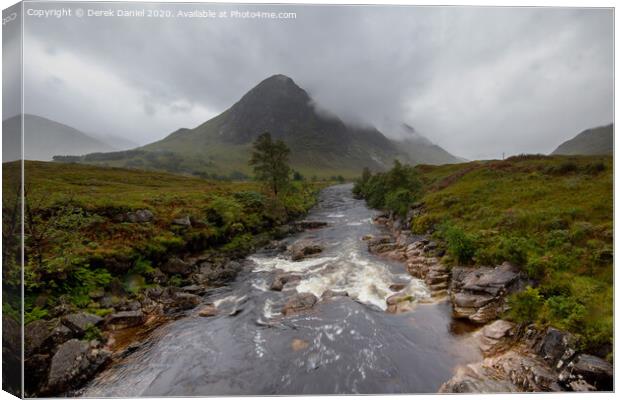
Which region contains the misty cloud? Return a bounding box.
[17,3,613,159]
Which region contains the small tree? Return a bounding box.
[249,132,291,197]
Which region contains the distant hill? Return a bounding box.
[2,114,116,162]
[63,75,462,178]
[390,123,463,165]
[551,124,613,156]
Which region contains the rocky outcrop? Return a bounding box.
[289,239,324,261]
[43,339,110,395]
[282,293,318,316]
[192,259,244,286]
[450,262,520,323]
[441,321,613,393]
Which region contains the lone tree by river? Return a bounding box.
[249,132,291,197]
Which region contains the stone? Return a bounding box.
[270,273,301,291]
[44,339,110,395]
[62,313,103,335]
[126,209,154,223]
[160,257,193,276]
[569,354,613,391]
[321,290,348,299]
[290,239,324,261]
[293,220,328,230]
[362,234,373,241]
[483,320,515,340]
[25,319,74,356]
[282,293,318,316]
[172,216,192,227]
[535,327,577,369]
[105,310,145,330]
[389,283,407,292]
[291,338,309,351]
[198,304,218,317]
[173,292,201,310]
[181,284,207,295]
[196,260,243,285]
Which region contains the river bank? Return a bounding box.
[369,210,613,392]
[78,184,481,396]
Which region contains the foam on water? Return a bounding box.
[293,241,430,311]
[249,255,338,273]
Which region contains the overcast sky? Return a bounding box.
[14,3,614,160]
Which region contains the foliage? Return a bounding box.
[440,223,477,265]
[353,160,422,216]
[507,286,543,323]
[249,132,291,197]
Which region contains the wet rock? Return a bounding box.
[389,283,407,292]
[171,216,192,227]
[321,290,348,300]
[534,327,577,370]
[386,293,416,313]
[160,257,193,276]
[367,236,397,254]
[562,354,614,391]
[478,320,516,356]
[44,339,110,395]
[198,304,218,317]
[195,260,243,285]
[181,284,207,295]
[361,234,373,241]
[104,310,145,330]
[290,239,324,261]
[569,379,597,391]
[62,313,103,336]
[293,220,328,230]
[270,273,301,291]
[172,292,201,310]
[25,319,74,356]
[440,346,563,393]
[282,293,318,316]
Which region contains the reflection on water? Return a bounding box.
[82,184,482,396]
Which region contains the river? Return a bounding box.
[82,184,481,396]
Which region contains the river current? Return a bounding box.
[82,184,481,396]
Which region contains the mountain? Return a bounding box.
[551,124,613,156]
[2,114,116,162]
[390,124,464,165]
[63,75,462,178]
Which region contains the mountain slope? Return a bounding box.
[64,75,462,178]
[2,114,115,162]
[390,124,464,165]
[551,124,613,156]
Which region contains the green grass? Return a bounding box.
[3,161,324,324]
[354,155,613,358]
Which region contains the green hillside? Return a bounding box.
[354,155,613,358]
[552,124,613,156]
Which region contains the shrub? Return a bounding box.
[543,295,586,331]
[507,286,543,323]
[497,236,532,266]
[442,224,477,264]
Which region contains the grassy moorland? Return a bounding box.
[2,161,323,324]
[354,155,613,358]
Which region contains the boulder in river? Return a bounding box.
[289,239,324,261]
[282,293,318,316]
[270,273,301,291]
[198,304,218,317]
[172,292,202,310]
[44,339,110,395]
